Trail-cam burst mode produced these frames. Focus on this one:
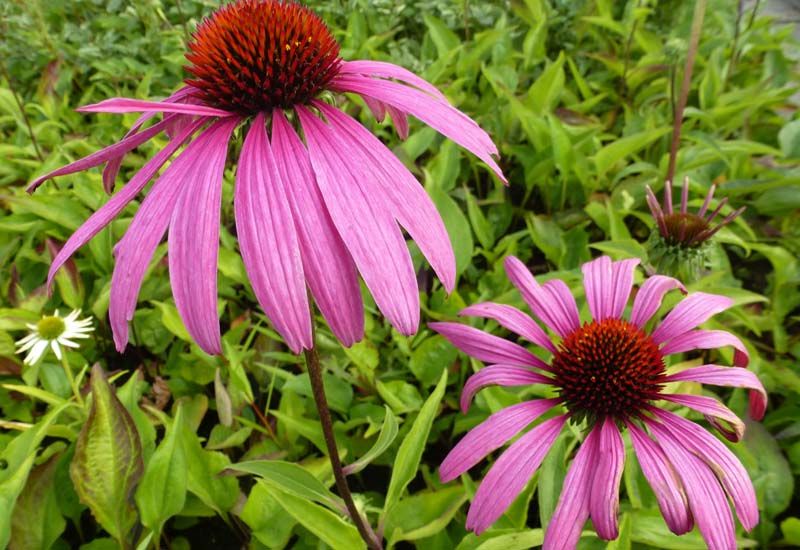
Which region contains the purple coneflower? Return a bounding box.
[431,255,766,550]
[645,177,745,280]
[28,0,504,355]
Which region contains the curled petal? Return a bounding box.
[629,275,686,328]
[651,292,733,345]
[663,365,767,421]
[460,302,557,354]
[660,329,749,367]
[430,322,549,371]
[460,366,555,412]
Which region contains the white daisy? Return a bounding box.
[15,309,94,365]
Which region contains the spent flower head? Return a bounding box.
[645,177,745,281]
[28,0,505,356]
[432,255,766,549]
[15,309,94,365]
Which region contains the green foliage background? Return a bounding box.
[1,0,799,548]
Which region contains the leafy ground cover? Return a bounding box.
[1,0,799,549]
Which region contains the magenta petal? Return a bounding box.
[47,119,205,291]
[386,105,410,139]
[315,102,455,292]
[430,322,549,370]
[271,111,364,346]
[168,118,238,355]
[651,292,734,345]
[297,107,419,335]
[543,425,598,550]
[591,418,624,540]
[647,419,737,550]
[626,422,693,535]
[440,399,558,483]
[460,367,555,412]
[660,394,744,441]
[663,365,767,421]
[582,256,639,321]
[76,97,232,117]
[362,96,387,121]
[460,302,557,354]
[466,415,567,534]
[338,60,447,100]
[504,256,580,337]
[235,113,312,353]
[629,275,686,328]
[332,74,506,183]
[660,329,749,367]
[652,408,759,531]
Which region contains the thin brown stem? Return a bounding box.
[304,346,381,550]
[0,61,44,161]
[666,0,707,186]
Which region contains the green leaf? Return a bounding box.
[180,426,239,516]
[778,119,800,158]
[781,517,800,546]
[474,529,545,550]
[70,365,144,547]
[240,482,296,548]
[409,335,457,387]
[465,189,494,250]
[229,460,340,509]
[135,404,187,536]
[150,300,191,342]
[270,410,327,452]
[422,13,460,59]
[382,370,447,520]
[428,181,474,277]
[384,486,467,543]
[343,406,399,475]
[10,454,66,550]
[527,51,565,114]
[375,379,423,415]
[594,127,671,176]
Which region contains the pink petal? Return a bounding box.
[76,97,232,117]
[503,256,580,338]
[467,415,567,534]
[460,366,555,412]
[591,418,625,540]
[315,101,455,292]
[660,394,744,441]
[362,96,387,121]
[581,256,639,321]
[47,119,205,291]
[660,329,749,367]
[331,74,506,183]
[647,419,737,550]
[440,399,559,483]
[543,425,598,550]
[460,302,557,354]
[651,408,759,530]
[271,111,364,346]
[297,106,419,335]
[663,365,767,421]
[27,116,175,192]
[626,422,693,534]
[629,275,686,328]
[235,113,312,353]
[386,105,409,139]
[168,118,238,354]
[651,292,733,345]
[339,60,447,100]
[429,322,548,370]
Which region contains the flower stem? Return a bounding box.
[60,353,84,406]
[304,345,382,550]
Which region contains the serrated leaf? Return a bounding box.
[10,454,66,550]
[382,370,447,520]
[344,406,399,475]
[70,365,143,547]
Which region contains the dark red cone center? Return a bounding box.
[662,212,710,248]
[552,318,665,423]
[184,0,341,114]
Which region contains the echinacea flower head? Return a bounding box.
[431,255,766,550]
[645,176,745,281]
[15,309,94,365]
[28,0,505,356]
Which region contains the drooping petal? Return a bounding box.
[467,415,567,534]
[651,292,733,345]
[504,256,580,338]
[271,111,364,346]
[47,119,206,290]
[460,302,557,354]
[430,322,549,370]
[626,422,693,534]
[331,74,505,182]
[297,107,419,335]
[76,97,232,117]
[660,329,749,367]
[386,105,409,139]
[168,118,239,354]
[663,365,767,421]
[440,399,559,482]
[315,102,455,292]
[460,366,555,412]
[235,113,312,353]
[591,418,625,540]
[660,394,744,441]
[27,116,176,192]
[362,96,387,121]
[647,419,737,550]
[651,408,759,530]
[338,60,447,100]
[543,424,598,550]
[629,275,686,328]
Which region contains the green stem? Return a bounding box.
[304,345,382,550]
[60,353,84,406]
